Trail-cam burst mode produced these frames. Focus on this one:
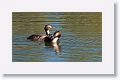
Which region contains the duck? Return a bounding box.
[27,24,54,41]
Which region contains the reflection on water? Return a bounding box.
[12,12,102,62]
[44,42,61,53]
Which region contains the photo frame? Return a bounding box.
[0,0,114,74]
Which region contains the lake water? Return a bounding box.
[12,12,102,62]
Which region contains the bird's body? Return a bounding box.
[44,31,61,43]
[27,24,53,41]
[27,34,46,41]
[44,31,61,53]
[44,35,53,42]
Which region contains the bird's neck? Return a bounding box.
[52,37,59,43]
[45,30,50,35]
[52,42,60,53]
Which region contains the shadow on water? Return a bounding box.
[12,12,102,62]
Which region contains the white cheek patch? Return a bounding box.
[55,33,59,36]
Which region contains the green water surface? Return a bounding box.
[12,12,102,62]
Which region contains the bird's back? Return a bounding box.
[27,34,46,41]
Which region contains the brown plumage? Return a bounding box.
[27,24,53,41]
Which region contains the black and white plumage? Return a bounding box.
[44,31,61,43]
[27,24,61,53]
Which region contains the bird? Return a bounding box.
[27,24,54,41]
[44,31,61,53]
[44,30,61,43]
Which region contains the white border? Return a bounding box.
[0,0,114,74]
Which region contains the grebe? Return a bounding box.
[44,31,61,53]
[52,31,61,53]
[27,24,54,41]
[44,31,61,43]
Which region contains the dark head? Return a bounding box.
[44,24,54,35]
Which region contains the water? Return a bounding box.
[12,12,102,62]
